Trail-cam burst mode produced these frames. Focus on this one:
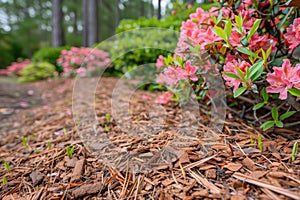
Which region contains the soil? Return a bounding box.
[0,77,299,200]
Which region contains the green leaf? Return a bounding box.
[4,160,11,173]
[253,102,265,110]
[235,14,243,30]
[280,111,296,121]
[240,36,249,46]
[234,65,245,80]
[213,26,227,41]
[247,19,261,41]
[233,86,247,98]
[261,87,269,102]
[266,45,272,59]
[275,121,283,128]
[287,88,300,97]
[224,20,232,41]
[272,107,279,121]
[278,7,293,29]
[292,142,298,162]
[236,47,260,59]
[260,120,275,131]
[257,134,263,152]
[2,176,7,185]
[223,72,242,80]
[249,60,264,81]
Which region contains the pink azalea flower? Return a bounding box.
[222,60,251,92]
[155,91,174,104]
[183,61,198,81]
[229,31,243,47]
[285,18,300,54]
[27,90,34,96]
[266,59,300,99]
[249,32,276,53]
[189,8,205,23]
[155,55,165,68]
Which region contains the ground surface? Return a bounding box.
[0,77,299,200]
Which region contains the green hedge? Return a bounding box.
[18,62,56,83]
[32,46,70,72]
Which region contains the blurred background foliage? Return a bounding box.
[0,0,208,75]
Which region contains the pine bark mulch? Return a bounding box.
[0,77,299,199]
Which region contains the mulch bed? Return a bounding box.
[0,77,299,200]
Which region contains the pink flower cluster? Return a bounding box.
[285,18,300,54]
[266,59,300,100]
[155,91,174,104]
[0,59,31,76]
[57,47,111,77]
[222,60,251,92]
[155,2,300,105]
[156,60,198,86]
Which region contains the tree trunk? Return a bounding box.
[116,0,120,27]
[87,0,98,46]
[157,0,161,19]
[185,0,196,4]
[52,0,65,47]
[82,0,89,46]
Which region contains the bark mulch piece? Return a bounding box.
[0,77,299,199]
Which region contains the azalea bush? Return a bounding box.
[155,0,300,131]
[0,59,31,76]
[57,47,111,77]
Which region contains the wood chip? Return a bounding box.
[70,159,85,183]
[224,163,243,172]
[71,183,102,198]
[29,170,45,186]
[242,157,256,170]
[233,173,300,200]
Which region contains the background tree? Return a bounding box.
[52,0,65,47]
[158,0,161,19]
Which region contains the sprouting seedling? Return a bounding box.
[257,134,263,152]
[2,176,7,185]
[63,128,67,136]
[250,136,256,145]
[3,160,11,173]
[66,144,75,159]
[292,142,298,162]
[22,136,29,149]
[105,113,111,123]
[47,141,51,150]
[104,124,110,132]
[260,107,296,131]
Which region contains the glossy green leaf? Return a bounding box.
[214,26,227,41]
[272,107,279,121]
[249,60,264,81]
[260,120,275,131]
[253,102,265,110]
[261,87,269,102]
[236,47,260,59]
[233,86,247,98]
[279,111,296,121]
[287,88,300,97]
[275,121,283,128]
[247,19,261,41]
[224,20,232,41]
[223,72,242,80]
